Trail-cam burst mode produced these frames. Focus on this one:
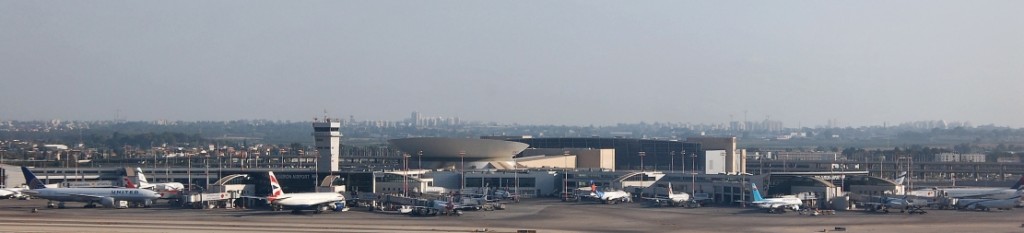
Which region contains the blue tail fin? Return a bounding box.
[20,166,47,190]
[750,183,764,202]
[894,172,908,185]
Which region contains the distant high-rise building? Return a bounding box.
[410,111,422,127]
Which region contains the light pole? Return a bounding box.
[205,157,209,189]
[563,150,570,201]
[0,149,3,188]
[670,151,676,173]
[313,156,318,192]
[187,154,192,191]
[690,151,696,196]
[459,150,466,194]
[638,152,646,172]
[417,150,423,170]
[403,153,410,196]
[513,150,519,198]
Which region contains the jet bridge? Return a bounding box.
[181,174,255,209]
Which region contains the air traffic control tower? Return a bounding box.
[313,118,342,173]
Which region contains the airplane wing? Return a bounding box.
[272,196,297,201]
[282,199,340,208]
[241,195,283,201]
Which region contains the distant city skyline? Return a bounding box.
[1,110,986,130]
[2,1,1022,127]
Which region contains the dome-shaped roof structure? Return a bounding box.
[388,137,529,161]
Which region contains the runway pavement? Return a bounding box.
[1,198,1022,232]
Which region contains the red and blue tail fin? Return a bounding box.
[268,171,284,202]
[124,177,137,189]
[1011,176,1024,190]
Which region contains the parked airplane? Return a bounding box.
[955,192,1023,211]
[860,195,930,214]
[20,166,161,208]
[643,183,700,207]
[588,183,631,204]
[133,167,184,199]
[262,171,346,213]
[859,172,930,214]
[0,188,18,199]
[934,176,1024,199]
[750,183,802,213]
[432,197,463,216]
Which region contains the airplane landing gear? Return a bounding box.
[315,205,329,214]
[47,201,55,208]
[57,202,67,209]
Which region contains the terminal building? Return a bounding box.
[387,137,529,170]
[0,121,925,211]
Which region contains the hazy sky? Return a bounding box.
[2,1,1022,127]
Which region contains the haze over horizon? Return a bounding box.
[2,1,1022,128]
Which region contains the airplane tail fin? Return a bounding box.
[750,183,764,202]
[124,177,137,189]
[894,172,908,185]
[20,166,47,190]
[135,167,151,187]
[1011,175,1024,190]
[268,171,284,201]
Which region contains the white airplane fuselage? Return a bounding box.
[942,188,1019,199]
[27,188,161,204]
[957,198,1019,210]
[753,196,803,209]
[750,183,802,212]
[134,167,184,199]
[264,171,346,213]
[594,190,631,203]
[272,192,345,208]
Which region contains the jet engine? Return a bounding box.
[100,197,116,208]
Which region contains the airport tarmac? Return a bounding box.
[1,198,1023,233]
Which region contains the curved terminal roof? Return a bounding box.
[388,137,529,162]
